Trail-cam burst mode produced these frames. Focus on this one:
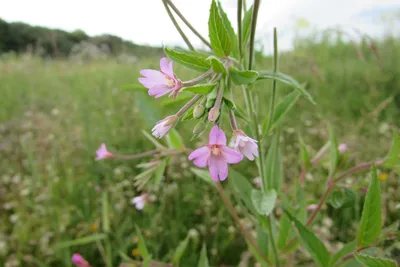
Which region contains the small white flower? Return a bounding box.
[151,115,178,138]
[131,194,148,210]
[233,130,259,161]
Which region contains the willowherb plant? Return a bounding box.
[85,0,400,266]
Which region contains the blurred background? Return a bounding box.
[0,0,399,266]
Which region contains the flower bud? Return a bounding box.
[193,121,206,134]
[208,107,220,122]
[193,104,205,118]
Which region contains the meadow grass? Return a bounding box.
[0,36,399,266]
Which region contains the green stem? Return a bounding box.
[237,0,243,61]
[162,0,194,50]
[265,28,278,135]
[248,0,260,70]
[164,0,212,48]
[267,216,280,266]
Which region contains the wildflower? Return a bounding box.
[152,115,178,138]
[233,130,259,161]
[189,125,243,182]
[72,253,90,267]
[138,57,182,99]
[379,172,388,181]
[338,143,348,154]
[307,204,318,211]
[131,194,148,210]
[95,143,113,161]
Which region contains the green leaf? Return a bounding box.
[383,130,400,169]
[56,234,107,249]
[284,210,330,267]
[164,47,211,72]
[329,125,340,175]
[205,86,218,108]
[223,97,236,110]
[357,166,382,248]
[120,83,148,92]
[265,131,283,193]
[277,212,292,250]
[228,168,257,214]
[135,225,150,259]
[182,108,194,121]
[153,159,167,191]
[160,93,193,108]
[141,130,165,149]
[217,1,238,59]
[256,223,269,258]
[242,5,253,50]
[355,253,397,267]
[208,0,231,57]
[184,83,218,94]
[251,189,277,216]
[329,189,345,209]
[298,135,311,168]
[329,241,356,266]
[231,67,259,85]
[197,244,210,267]
[262,91,301,135]
[101,192,110,233]
[173,235,190,265]
[166,129,185,150]
[257,71,315,104]
[207,56,226,74]
[190,168,217,188]
[342,188,357,209]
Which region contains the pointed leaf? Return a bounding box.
[330,241,356,266]
[198,244,210,267]
[277,212,292,250]
[153,159,167,191]
[208,0,231,57]
[357,166,382,248]
[383,130,399,169]
[182,107,194,121]
[223,97,236,110]
[135,225,150,259]
[142,130,165,149]
[257,71,315,104]
[228,168,257,214]
[166,129,185,150]
[173,235,190,265]
[299,135,311,168]
[207,56,226,74]
[164,47,211,72]
[217,1,238,59]
[101,192,110,233]
[231,67,259,85]
[251,189,277,216]
[284,209,331,267]
[56,234,107,249]
[184,83,218,94]
[355,253,397,267]
[242,6,253,49]
[265,131,283,193]
[120,83,148,92]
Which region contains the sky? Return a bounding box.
[1,0,399,52]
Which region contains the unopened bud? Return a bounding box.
[193,121,206,134]
[206,97,216,108]
[208,107,220,122]
[193,104,205,118]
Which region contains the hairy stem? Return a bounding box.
[176,94,202,117]
[182,69,213,87]
[162,0,194,50]
[215,182,272,265]
[164,0,212,48]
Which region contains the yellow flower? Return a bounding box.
[379,172,388,181]
[132,248,141,257]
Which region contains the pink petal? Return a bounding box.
[160,57,174,78]
[148,85,172,98]
[216,157,228,181]
[189,146,210,168]
[208,156,228,182]
[208,125,226,145]
[222,147,243,164]
[208,157,219,182]
[139,70,167,87]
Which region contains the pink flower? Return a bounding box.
[138,57,182,99]
[189,125,243,182]
[131,194,148,210]
[95,143,113,161]
[152,115,178,138]
[72,253,90,267]
[233,130,259,161]
[307,204,318,211]
[338,143,348,154]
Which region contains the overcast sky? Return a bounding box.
[1,0,399,52]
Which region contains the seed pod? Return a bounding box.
[193,104,205,118]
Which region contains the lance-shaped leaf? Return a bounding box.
[298,135,311,168]
[164,47,211,72]
[251,189,277,216]
[356,166,382,248]
[228,168,257,214]
[197,244,210,267]
[135,225,150,259]
[383,130,399,170]
[184,83,218,94]
[217,1,238,59]
[257,71,315,104]
[329,241,356,266]
[262,91,301,135]
[284,209,331,267]
[207,56,226,74]
[208,0,232,57]
[231,67,259,85]
[56,234,107,249]
[265,131,283,193]
[166,129,185,150]
[355,253,397,267]
[173,235,190,265]
[242,5,253,50]
[181,107,194,121]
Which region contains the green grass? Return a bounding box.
[0,36,399,266]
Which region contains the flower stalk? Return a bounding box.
[181,69,214,87]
